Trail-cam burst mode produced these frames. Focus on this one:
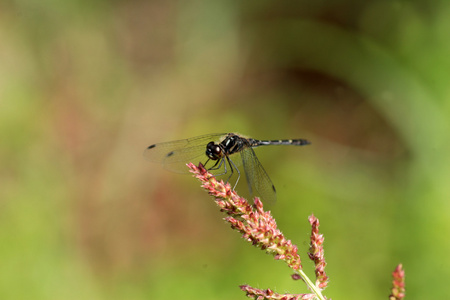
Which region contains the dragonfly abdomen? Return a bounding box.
[252,139,311,147]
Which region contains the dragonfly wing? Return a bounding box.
[240,147,277,206]
[144,133,227,173]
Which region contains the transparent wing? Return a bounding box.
[144,133,227,173]
[240,147,277,206]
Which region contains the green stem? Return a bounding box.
[297,269,326,300]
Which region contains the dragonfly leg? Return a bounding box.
[226,156,240,190]
[203,158,211,168]
[209,157,225,172]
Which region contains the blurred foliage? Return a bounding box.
[1,0,450,299]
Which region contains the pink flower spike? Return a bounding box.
[308,214,329,290]
[389,264,405,300]
[188,162,303,271]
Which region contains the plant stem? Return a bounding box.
[297,269,326,300]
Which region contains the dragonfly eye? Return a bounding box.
[206,142,222,160]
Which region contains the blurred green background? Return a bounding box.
[1,0,449,299]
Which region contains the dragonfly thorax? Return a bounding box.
[205,141,223,160]
[220,134,247,155]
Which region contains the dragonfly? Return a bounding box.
[144,133,310,205]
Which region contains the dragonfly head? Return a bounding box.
[206,141,223,160]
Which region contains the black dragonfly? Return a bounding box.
[144,133,310,205]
